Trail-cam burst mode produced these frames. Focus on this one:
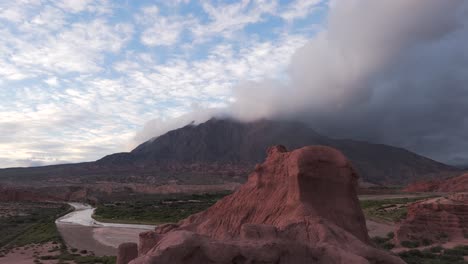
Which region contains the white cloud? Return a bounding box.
[128,33,310,143]
[137,5,191,47]
[0,0,324,168]
[280,0,323,22]
[141,18,184,47]
[55,0,112,14]
[192,0,277,41]
[5,19,133,75]
[45,76,59,87]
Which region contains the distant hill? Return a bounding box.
[404,172,468,192]
[0,118,460,187]
[98,118,459,185]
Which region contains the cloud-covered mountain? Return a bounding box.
[139,0,468,166]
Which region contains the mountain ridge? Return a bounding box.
[0,118,460,187]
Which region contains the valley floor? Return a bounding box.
[1,192,467,264]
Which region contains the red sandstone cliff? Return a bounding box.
[404,173,468,192]
[396,193,468,244]
[118,145,405,264]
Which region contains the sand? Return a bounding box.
[0,242,59,264]
[55,203,155,256]
[366,219,395,238]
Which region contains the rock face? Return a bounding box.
[117,243,138,264]
[404,173,468,192]
[121,145,404,264]
[396,193,468,243]
[0,185,60,202]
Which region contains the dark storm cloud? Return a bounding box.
[140,0,468,165]
[228,0,468,165]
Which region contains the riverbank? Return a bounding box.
[55,203,154,256]
[0,201,116,264]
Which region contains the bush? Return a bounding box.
[372,236,389,245]
[382,242,395,250]
[421,238,433,246]
[401,240,420,248]
[429,246,443,253]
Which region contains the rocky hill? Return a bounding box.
[404,172,468,192]
[98,118,457,185]
[396,193,468,244]
[0,118,459,188]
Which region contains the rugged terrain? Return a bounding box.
[118,145,404,264]
[396,193,468,244]
[405,173,468,193]
[0,119,459,201]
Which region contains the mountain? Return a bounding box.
[0,118,459,188]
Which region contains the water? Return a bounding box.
[55,203,155,256]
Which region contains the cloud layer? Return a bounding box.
[3,0,467,168]
[143,0,468,166]
[0,0,324,167]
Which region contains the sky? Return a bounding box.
[1,0,468,169]
[0,0,328,168]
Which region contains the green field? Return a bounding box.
[93,192,230,224]
[360,197,433,222]
[0,202,116,264]
[0,202,71,248]
[398,246,468,264]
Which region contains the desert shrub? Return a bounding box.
[401,240,420,248]
[382,242,395,250]
[422,238,433,246]
[40,255,58,260]
[386,232,394,239]
[429,246,443,253]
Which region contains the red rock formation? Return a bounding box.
[396,193,468,243]
[117,243,138,264]
[404,173,468,192]
[0,185,60,202]
[120,145,404,264]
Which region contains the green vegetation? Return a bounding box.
[399,246,468,264]
[0,202,71,248]
[39,250,116,264]
[359,197,433,222]
[401,240,421,248]
[0,202,116,264]
[371,232,395,250]
[94,192,230,224]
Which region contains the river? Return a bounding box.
[55,203,155,256]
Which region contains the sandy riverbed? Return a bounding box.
[55,203,155,256]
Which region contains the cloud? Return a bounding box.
[138,0,468,165]
[280,0,323,22]
[138,6,189,47]
[9,19,133,74]
[192,0,277,41]
[230,0,468,164]
[11,0,466,169]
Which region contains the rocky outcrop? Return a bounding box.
[0,185,60,202]
[117,243,138,264]
[396,193,468,243]
[119,145,404,264]
[404,173,468,192]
